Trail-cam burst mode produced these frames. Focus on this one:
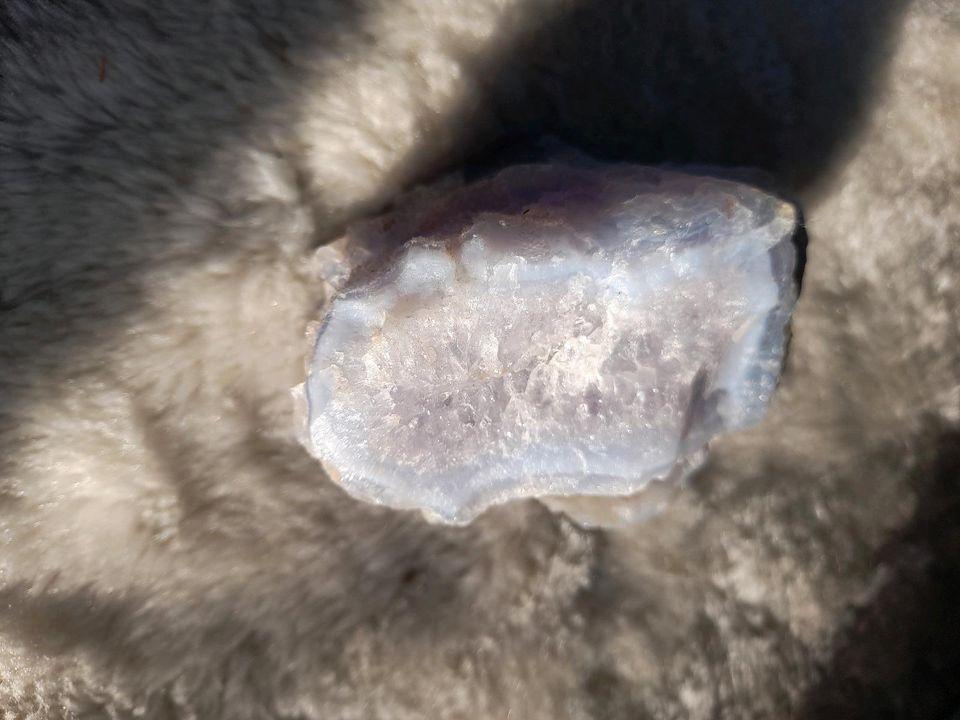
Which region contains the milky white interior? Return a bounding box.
[303,165,798,523]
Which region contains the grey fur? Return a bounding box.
[1,0,959,717]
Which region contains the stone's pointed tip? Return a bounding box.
[299,161,800,527]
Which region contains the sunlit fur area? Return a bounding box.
[1,0,959,717]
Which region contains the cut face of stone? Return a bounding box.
[299,162,799,524]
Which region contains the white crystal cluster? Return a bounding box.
[299,162,798,524]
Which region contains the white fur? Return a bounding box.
[1,0,958,717]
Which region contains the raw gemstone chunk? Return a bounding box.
[299,162,799,524]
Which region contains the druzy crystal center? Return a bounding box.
[301,163,798,523]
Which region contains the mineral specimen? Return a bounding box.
[298,162,799,524]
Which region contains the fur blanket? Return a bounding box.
[1,0,958,717]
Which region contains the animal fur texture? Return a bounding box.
[1,0,959,717]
